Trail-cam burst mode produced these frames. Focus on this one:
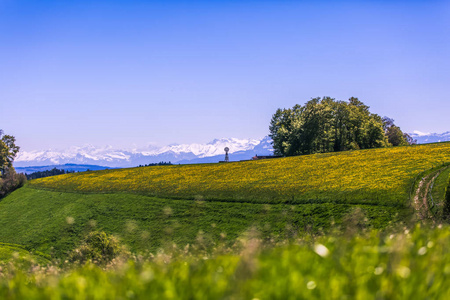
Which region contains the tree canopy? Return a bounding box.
[269,97,401,156]
[0,129,20,176]
[382,117,416,147]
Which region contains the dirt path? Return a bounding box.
[413,174,431,220]
[412,168,446,221]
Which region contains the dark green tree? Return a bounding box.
[382,117,416,146]
[269,97,389,156]
[0,130,20,177]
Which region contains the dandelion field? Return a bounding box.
[29,142,450,205]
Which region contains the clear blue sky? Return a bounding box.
[1,0,449,150]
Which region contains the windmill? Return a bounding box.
[224,147,229,162]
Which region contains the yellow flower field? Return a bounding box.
[29,143,450,205]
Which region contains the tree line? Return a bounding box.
[269,97,415,156]
[137,162,172,168]
[26,168,77,180]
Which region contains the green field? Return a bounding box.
[0,187,405,258]
[0,143,449,259]
[0,242,49,265]
[0,143,450,298]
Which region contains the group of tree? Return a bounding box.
[26,168,76,180]
[137,161,172,168]
[269,97,416,156]
[0,129,26,198]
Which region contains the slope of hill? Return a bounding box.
[29,142,450,205]
[0,188,401,258]
[1,142,449,258]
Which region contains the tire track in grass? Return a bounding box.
[413,167,447,221]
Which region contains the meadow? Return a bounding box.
[1,142,448,259]
[0,187,405,258]
[1,224,450,299]
[0,143,450,298]
[0,243,49,264]
[29,142,450,206]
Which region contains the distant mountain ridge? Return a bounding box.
[15,137,274,168]
[14,132,449,169]
[16,164,112,174]
[410,131,450,144]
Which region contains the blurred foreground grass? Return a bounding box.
[1,224,450,299]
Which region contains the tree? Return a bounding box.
[269,97,388,156]
[0,130,20,177]
[382,117,416,146]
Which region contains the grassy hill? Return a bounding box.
[29,142,450,205]
[1,142,449,258]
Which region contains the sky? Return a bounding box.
[1,0,449,151]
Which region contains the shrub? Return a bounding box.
[68,231,122,265]
[0,168,27,198]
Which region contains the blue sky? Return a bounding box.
[1,0,449,150]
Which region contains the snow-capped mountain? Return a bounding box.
[14,131,449,169]
[14,137,274,168]
[410,131,450,144]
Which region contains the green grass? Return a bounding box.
[0,242,49,265]
[0,187,408,258]
[1,144,450,297]
[2,143,449,259]
[1,224,450,299]
[432,166,450,206]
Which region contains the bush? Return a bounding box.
[68,231,123,265]
[0,168,27,198]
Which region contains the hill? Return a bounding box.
[29,142,450,205]
[1,142,449,258]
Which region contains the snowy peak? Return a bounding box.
[15,137,273,168]
[156,137,260,158]
[14,131,449,168]
[410,131,450,144]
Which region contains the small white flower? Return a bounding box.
[307,281,316,290]
[418,247,427,255]
[374,266,384,275]
[314,244,330,257]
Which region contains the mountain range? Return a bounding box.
[14,132,450,173]
[14,136,274,170]
[410,131,450,144]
